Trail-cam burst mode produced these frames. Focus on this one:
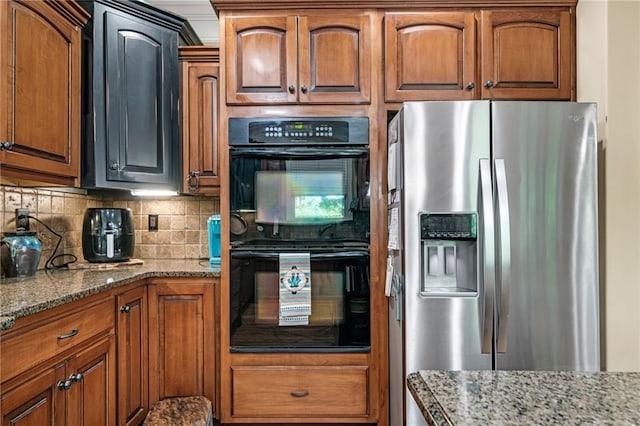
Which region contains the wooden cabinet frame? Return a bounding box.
[385,6,575,102]
[480,8,573,100]
[0,0,88,186]
[225,12,371,105]
[147,278,217,415]
[213,1,578,425]
[180,47,221,194]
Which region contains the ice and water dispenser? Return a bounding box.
[420,213,478,296]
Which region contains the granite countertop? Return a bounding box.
[0,259,220,331]
[408,370,640,425]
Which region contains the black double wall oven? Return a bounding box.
[228,117,370,352]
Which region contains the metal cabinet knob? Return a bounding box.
[70,373,84,382]
[57,380,72,390]
[120,305,131,313]
[484,80,494,88]
[288,85,295,94]
[110,162,119,171]
[466,82,475,90]
[0,141,14,150]
[300,85,308,94]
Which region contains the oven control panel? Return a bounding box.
[229,117,369,145]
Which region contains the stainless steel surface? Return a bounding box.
[388,100,600,426]
[388,101,492,426]
[492,101,599,371]
[494,159,511,354]
[478,158,496,355]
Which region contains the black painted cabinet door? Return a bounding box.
[82,1,180,191]
[104,11,178,187]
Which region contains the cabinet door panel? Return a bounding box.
[0,0,81,183]
[184,64,220,193]
[104,11,178,185]
[0,364,66,426]
[299,15,371,103]
[385,12,477,101]
[67,337,116,426]
[117,286,148,426]
[148,281,215,405]
[225,16,297,104]
[481,9,572,99]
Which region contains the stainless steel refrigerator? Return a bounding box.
[386,101,600,426]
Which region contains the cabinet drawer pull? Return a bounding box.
[288,85,295,94]
[300,85,308,94]
[120,305,131,313]
[290,390,309,398]
[484,80,494,88]
[0,141,14,150]
[57,328,79,340]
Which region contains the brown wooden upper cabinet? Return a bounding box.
[385,8,573,102]
[0,0,88,186]
[481,9,572,100]
[180,47,220,194]
[385,12,477,101]
[225,13,371,105]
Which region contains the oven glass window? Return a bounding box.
[230,252,370,352]
[230,154,369,245]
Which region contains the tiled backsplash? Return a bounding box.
[0,185,219,269]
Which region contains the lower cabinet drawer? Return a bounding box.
[1,298,114,382]
[231,365,369,417]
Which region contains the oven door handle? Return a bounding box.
[230,147,369,159]
[231,250,369,260]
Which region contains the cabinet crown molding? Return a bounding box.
[211,0,577,13]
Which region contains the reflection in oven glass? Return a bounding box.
[230,253,370,352]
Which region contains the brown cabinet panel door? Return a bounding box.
[225,16,297,104]
[67,336,116,426]
[385,12,477,101]
[298,15,371,104]
[148,281,216,407]
[0,0,81,182]
[0,365,66,426]
[116,286,148,426]
[184,64,220,194]
[481,9,572,99]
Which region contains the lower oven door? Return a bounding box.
[230,249,370,352]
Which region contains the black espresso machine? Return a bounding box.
[82,208,135,262]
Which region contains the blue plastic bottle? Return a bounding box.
[207,214,221,267]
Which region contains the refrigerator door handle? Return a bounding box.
[494,159,512,353]
[478,159,496,354]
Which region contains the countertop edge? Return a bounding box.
[407,372,453,426]
[1,263,220,331]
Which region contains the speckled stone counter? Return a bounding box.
[0,259,220,331]
[408,370,640,425]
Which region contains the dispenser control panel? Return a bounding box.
[420,213,477,240]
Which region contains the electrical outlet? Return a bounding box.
[148,214,158,232]
[15,208,29,231]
